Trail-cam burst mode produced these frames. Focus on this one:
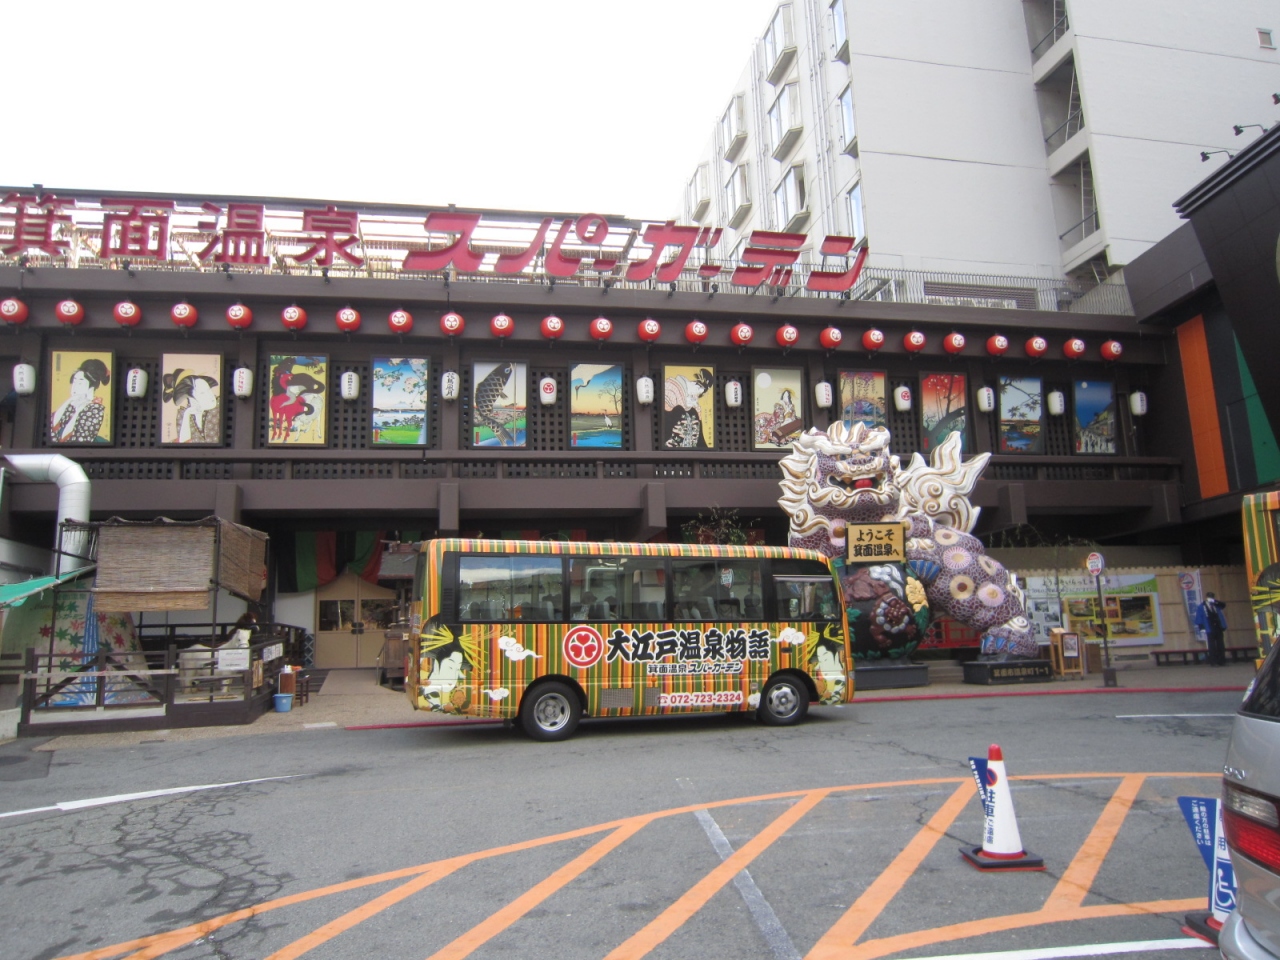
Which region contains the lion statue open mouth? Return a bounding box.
[779,423,1036,661]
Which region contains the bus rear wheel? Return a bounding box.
[758,675,809,726]
[520,681,582,742]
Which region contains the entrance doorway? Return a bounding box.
[315,570,399,668]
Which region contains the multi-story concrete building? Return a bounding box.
[678,0,1278,286]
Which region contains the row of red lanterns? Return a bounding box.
[0,296,1124,360]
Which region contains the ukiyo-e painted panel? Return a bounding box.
[839,369,886,430]
[1074,379,1116,454]
[49,350,113,445]
[752,367,804,451]
[998,375,1043,454]
[472,360,527,447]
[662,364,715,450]
[570,363,622,448]
[267,355,328,446]
[920,371,967,453]
[160,354,222,445]
[371,358,430,446]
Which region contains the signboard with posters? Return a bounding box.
[1023,572,1163,647]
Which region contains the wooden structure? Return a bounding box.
[1048,628,1084,679]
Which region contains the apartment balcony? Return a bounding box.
[1031,15,1073,77]
[1060,214,1108,273]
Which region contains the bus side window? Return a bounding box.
[772,559,839,621]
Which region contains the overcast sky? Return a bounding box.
[2,0,779,219]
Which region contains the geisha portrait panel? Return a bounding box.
[752,367,804,450]
[49,350,114,445]
[662,364,715,450]
[160,354,223,445]
[267,355,328,446]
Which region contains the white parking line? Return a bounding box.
[0,776,298,819]
[904,936,1212,959]
[1115,714,1234,719]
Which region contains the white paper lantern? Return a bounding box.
[635,376,654,405]
[126,368,149,399]
[12,362,35,396]
[441,370,460,402]
[814,381,834,409]
[894,385,912,412]
[976,386,995,413]
[340,371,360,401]
[724,379,743,408]
[1129,391,1148,417]
[1047,390,1065,416]
[539,376,558,405]
[232,367,254,398]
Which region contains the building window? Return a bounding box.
[687,164,710,221]
[847,182,864,242]
[725,165,752,228]
[768,83,802,158]
[1260,28,1276,48]
[763,5,796,84]
[720,94,747,161]
[838,85,856,150]
[831,0,848,59]
[774,166,807,229]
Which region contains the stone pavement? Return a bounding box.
[22,660,1258,751]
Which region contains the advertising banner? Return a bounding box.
[1023,573,1163,646]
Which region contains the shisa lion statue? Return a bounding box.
[778,422,1037,662]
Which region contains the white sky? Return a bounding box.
[2,0,780,220]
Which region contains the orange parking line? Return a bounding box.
[602,790,830,960]
[265,861,463,960]
[1042,774,1145,912]
[842,897,1204,960]
[427,820,650,960]
[806,780,976,960]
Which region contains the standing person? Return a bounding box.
[1195,592,1227,666]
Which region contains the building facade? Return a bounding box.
[678,0,1279,284]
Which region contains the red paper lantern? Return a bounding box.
[819,326,843,350]
[1063,337,1086,360]
[776,324,800,348]
[540,315,564,339]
[0,298,28,325]
[1025,336,1048,358]
[281,305,308,331]
[226,303,252,329]
[170,302,198,328]
[685,320,708,344]
[638,317,661,342]
[730,322,753,347]
[113,301,141,327]
[490,313,514,338]
[389,309,414,333]
[56,299,85,326]
[862,328,885,351]
[335,307,361,332]
[986,334,1009,356]
[590,316,613,340]
[904,330,926,353]
[943,332,965,354]
[1100,340,1123,361]
[439,311,463,336]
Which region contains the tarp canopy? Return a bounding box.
[0,569,90,608]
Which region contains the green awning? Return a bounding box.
[0,570,91,608]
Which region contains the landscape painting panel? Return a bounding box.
[372,358,430,445]
[753,367,804,450]
[571,363,623,448]
[998,375,1043,454]
[1074,380,1116,454]
[662,365,715,449]
[268,355,327,446]
[49,350,114,445]
[920,372,967,452]
[839,370,886,430]
[161,353,222,445]
[472,360,527,447]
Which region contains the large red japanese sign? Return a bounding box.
[0,191,867,293]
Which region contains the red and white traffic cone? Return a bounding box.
[960,744,1045,871]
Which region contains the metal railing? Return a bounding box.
[1044,110,1084,154]
[1058,211,1100,250]
[1032,15,1070,60]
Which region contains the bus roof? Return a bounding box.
[419,538,836,562]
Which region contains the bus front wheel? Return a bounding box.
[520,681,582,742]
[758,675,809,726]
